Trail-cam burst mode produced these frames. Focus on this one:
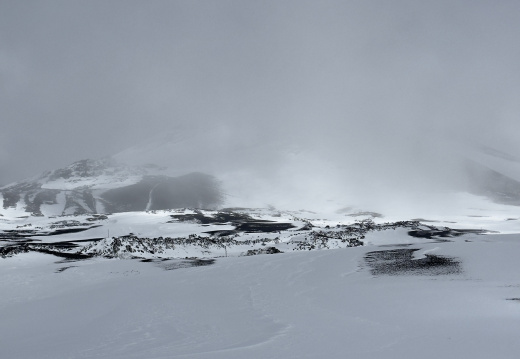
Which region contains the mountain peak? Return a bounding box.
[0,158,222,217]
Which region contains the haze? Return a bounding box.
[1,1,520,211]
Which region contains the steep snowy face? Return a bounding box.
[40,158,148,190]
[0,158,222,216]
[461,145,520,206]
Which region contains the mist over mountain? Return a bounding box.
[1,117,519,218]
[108,125,520,213]
[1,1,520,214]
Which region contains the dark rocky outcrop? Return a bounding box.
[102,173,221,213]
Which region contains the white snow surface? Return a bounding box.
[1,205,520,358]
[40,174,144,190]
[1,232,520,358]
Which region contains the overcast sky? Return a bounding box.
[1,0,520,204]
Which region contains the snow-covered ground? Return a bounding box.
[1,200,520,358]
[1,230,519,358]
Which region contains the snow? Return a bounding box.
[39,191,67,217]
[41,174,144,191]
[0,195,28,220]
[2,202,520,358]
[1,230,520,358]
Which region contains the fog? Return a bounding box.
[1,1,520,211]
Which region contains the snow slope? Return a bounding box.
[1,231,519,358]
[2,167,520,359]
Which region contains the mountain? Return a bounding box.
[1,141,520,359]
[462,145,520,205]
[0,158,222,216]
[2,132,519,218]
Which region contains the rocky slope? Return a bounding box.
[1,206,482,260]
[0,158,222,216]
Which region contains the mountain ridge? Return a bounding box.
[0,158,222,216]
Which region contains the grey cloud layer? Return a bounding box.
[1,1,519,203]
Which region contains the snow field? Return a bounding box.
[1,233,519,358]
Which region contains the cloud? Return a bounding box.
[1,1,520,210]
